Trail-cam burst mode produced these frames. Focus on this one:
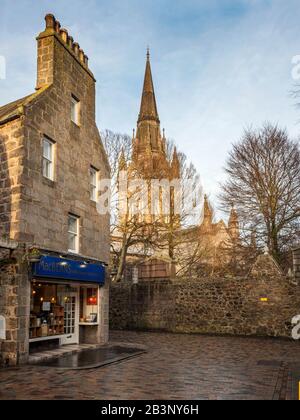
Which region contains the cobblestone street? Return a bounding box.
[0,331,299,400]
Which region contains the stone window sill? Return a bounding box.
[42,177,56,188]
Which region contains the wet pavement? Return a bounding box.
[37,345,146,369]
[0,331,300,400]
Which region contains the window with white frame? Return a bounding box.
[90,166,99,202]
[42,137,54,180]
[68,214,79,253]
[71,95,80,125]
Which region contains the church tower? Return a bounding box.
[123,49,181,226]
[131,49,171,179]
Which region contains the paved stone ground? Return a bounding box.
[0,331,299,400]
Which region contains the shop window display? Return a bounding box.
[30,283,65,339]
[80,287,99,324]
[30,282,99,341]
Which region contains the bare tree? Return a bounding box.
[103,130,167,282]
[220,123,300,262]
[103,130,203,281]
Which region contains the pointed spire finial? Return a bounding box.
[138,48,160,124]
[119,147,127,171]
[133,128,135,139]
[147,46,150,61]
[201,193,213,228]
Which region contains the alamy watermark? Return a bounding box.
[96,171,198,217]
[0,56,6,80]
[292,315,300,340]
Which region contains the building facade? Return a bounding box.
[0,14,110,366]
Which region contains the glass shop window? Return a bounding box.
[79,287,99,324]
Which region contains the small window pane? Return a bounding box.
[68,217,77,234]
[43,160,51,179]
[68,215,79,253]
[42,138,54,180]
[71,96,80,125]
[43,140,52,160]
[68,234,76,252]
[90,167,98,201]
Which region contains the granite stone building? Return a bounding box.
[0,14,110,366]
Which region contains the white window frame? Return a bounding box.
[68,214,80,254]
[90,166,99,202]
[42,137,55,181]
[71,95,80,126]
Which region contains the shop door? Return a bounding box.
[60,292,79,345]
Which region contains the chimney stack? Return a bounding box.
[36,14,93,90]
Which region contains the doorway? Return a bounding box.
[60,292,79,345]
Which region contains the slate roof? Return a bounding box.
[0,86,50,125]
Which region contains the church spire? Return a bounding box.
[118,147,127,172]
[138,48,160,124]
[171,147,180,179]
[201,194,213,230]
[228,203,240,242]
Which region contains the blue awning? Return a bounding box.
[32,256,105,286]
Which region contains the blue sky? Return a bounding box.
[1,0,300,210]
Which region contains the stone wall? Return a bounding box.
[0,118,24,240]
[110,272,300,339]
[0,246,30,367]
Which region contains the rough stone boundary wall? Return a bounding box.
[0,245,29,367]
[110,275,300,339]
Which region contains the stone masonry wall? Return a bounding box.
[19,36,110,263]
[0,246,30,367]
[110,274,300,339]
[0,20,110,263]
[0,118,24,240]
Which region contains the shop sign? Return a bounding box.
[0,315,6,340]
[33,256,106,285]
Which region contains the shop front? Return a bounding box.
[29,256,106,350]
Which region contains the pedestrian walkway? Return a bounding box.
[1,331,299,400]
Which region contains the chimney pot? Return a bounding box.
[79,49,85,63]
[73,42,80,56]
[68,36,74,49]
[60,28,68,43]
[55,20,61,34]
[45,14,56,30]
